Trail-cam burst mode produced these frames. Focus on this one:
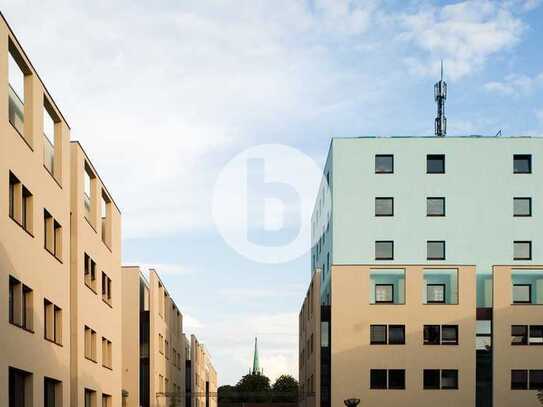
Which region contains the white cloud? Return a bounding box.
[398,1,525,79]
[484,72,543,96]
[183,314,205,330]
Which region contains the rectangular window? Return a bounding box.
[84,253,97,292]
[8,46,26,137]
[375,197,394,216]
[375,241,394,260]
[530,370,543,390]
[370,325,387,344]
[427,197,445,216]
[423,269,458,305]
[427,284,446,303]
[370,268,405,304]
[514,241,532,260]
[424,325,441,345]
[511,370,528,390]
[44,210,62,260]
[441,325,459,345]
[427,154,445,174]
[84,326,97,362]
[512,325,528,345]
[375,284,394,303]
[159,333,164,354]
[388,325,405,345]
[85,389,96,407]
[529,326,543,345]
[101,272,112,305]
[9,172,19,221]
[427,241,445,260]
[514,198,532,217]
[44,299,62,345]
[102,337,112,369]
[44,377,61,407]
[21,186,33,233]
[512,269,543,304]
[370,369,387,389]
[102,394,112,407]
[514,154,532,174]
[513,284,531,304]
[441,370,458,389]
[9,366,32,407]
[424,369,440,389]
[83,164,95,221]
[9,172,33,234]
[375,155,393,174]
[388,370,405,390]
[101,190,112,247]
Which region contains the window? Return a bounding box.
[514,241,532,260]
[370,325,387,344]
[370,268,405,304]
[370,369,387,389]
[427,154,445,174]
[8,276,33,332]
[44,377,61,407]
[44,210,62,260]
[427,197,445,216]
[512,269,543,304]
[84,389,96,407]
[159,334,164,354]
[427,284,446,303]
[375,197,394,216]
[514,154,532,174]
[388,370,405,390]
[8,45,26,138]
[102,394,112,407]
[9,366,32,407]
[530,370,543,390]
[424,325,441,345]
[44,299,62,345]
[375,155,393,174]
[84,253,97,292]
[102,338,112,369]
[514,198,532,217]
[9,172,33,234]
[375,241,394,260]
[165,339,170,359]
[101,272,112,305]
[423,269,458,305]
[512,325,528,345]
[511,370,528,390]
[43,99,60,178]
[389,325,405,345]
[513,284,531,303]
[424,369,440,389]
[441,370,458,389]
[529,326,543,345]
[441,325,459,345]
[101,190,112,247]
[427,241,445,260]
[84,326,97,362]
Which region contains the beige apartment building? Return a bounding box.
[187,335,218,407]
[122,266,186,407]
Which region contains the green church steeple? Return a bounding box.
[251,337,262,375]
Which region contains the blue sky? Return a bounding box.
[4,0,543,385]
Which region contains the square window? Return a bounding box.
[441,370,458,389]
[427,154,445,174]
[427,241,445,260]
[424,369,440,389]
[375,197,394,216]
[511,325,528,345]
[529,370,543,390]
[514,198,532,217]
[388,370,405,389]
[375,241,393,260]
[370,325,387,344]
[427,197,445,216]
[375,284,394,303]
[427,284,446,303]
[529,326,543,345]
[370,369,387,389]
[514,241,532,260]
[511,370,528,390]
[389,325,405,345]
[424,325,441,345]
[513,284,531,304]
[375,155,393,174]
[514,155,532,174]
[441,325,459,345]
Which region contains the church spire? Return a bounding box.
[252,337,262,375]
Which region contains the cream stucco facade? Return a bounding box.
[188,335,218,407]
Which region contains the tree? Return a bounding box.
[218,385,237,403]
[272,374,299,402]
[235,373,271,402]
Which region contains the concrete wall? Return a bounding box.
[190,335,218,407]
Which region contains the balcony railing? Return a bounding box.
[43,133,55,174]
[9,85,24,135]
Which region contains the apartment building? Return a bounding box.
[122,266,186,407]
[0,13,72,407]
[301,136,543,407]
[70,142,122,407]
[187,335,218,407]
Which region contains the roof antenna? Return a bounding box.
[496,129,502,137]
[434,59,447,137]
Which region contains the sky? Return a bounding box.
[3,0,543,385]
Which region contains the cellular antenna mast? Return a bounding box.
[434,60,447,137]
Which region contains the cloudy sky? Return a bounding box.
[4,0,543,385]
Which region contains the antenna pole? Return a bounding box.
[434,60,447,137]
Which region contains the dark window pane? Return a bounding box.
[511,370,528,390]
[514,241,532,260]
[424,325,441,345]
[375,241,393,260]
[529,326,543,345]
[375,198,394,216]
[424,369,440,389]
[370,369,387,389]
[441,325,458,345]
[389,325,405,345]
[427,241,445,260]
[511,325,528,345]
[427,154,445,174]
[514,198,532,217]
[375,155,393,174]
[427,198,445,216]
[44,378,57,407]
[370,325,387,344]
[441,370,458,389]
[514,155,532,174]
[529,370,543,390]
[388,370,405,389]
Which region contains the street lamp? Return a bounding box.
[344,398,360,407]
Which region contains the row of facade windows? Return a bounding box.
[370,324,459,345]
[83,325,113,370]
[157,333,183,370]
[375,154,533,174]
[83,253,113,306]
[374,240,534,261]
